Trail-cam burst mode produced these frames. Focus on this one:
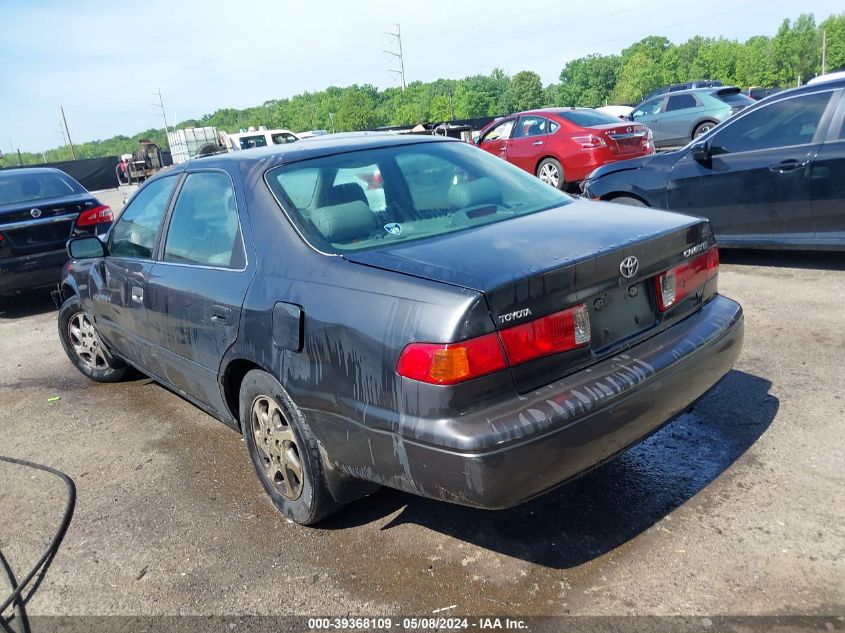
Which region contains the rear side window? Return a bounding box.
[163,172,245,269]
[0,171,82,205]
[109,176,178,259]
[665,94,698,111]
[711,91,834,153]
[266,141,570,254]
[558,110,621,127]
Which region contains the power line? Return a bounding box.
[383,23,406,89]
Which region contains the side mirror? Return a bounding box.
[67,236,106,260]
[691,141,711,162]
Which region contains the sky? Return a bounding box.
[1,0,842,153]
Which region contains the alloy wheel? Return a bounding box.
[251,395,304,501]
[538,163,560,188]
[68,312,108,371]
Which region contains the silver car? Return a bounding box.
[631,87,755,149]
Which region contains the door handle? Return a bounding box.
[211,305,232,324]
[768,159,809,173]
[532,140,544,146]
[130,286,143,303]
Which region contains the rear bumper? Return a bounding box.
[0,250,67,294]
[319,295,744,508]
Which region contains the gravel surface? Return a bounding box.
[0,244,843,618]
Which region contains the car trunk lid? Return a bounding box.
[345,200,713,392]
[589,122,652,156]
[0,193,94,258]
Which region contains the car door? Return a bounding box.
[144,169,254,413]
[807,89,845,247]
[505,115,552,173]
[660,93,701,146]
[477,118,515,161]
[631,97,666,145]
[666,89,838,246]
[87,174,180,365]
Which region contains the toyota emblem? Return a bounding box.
[619,255,639,279]
[30,208,42,218]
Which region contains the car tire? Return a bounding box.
[57,296,128,382]
[693,121,716,139]
[610,196,649,207]
[536,158,565,190]
[239,369,341,525]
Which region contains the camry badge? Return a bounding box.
[619,256,639,279]
[30,208,42,218]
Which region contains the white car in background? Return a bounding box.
[224,127,300,151]
[596,105,634,120]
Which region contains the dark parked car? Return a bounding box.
[630,87,754,149]
[476,108,654,189]
[0,167,113,295]
[57,135,743,525]
[582,78,845,250]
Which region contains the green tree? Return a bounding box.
[503,70,543,112]
[558,54,621,106]
[820,14,845,73]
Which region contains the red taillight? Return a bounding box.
[76,205,113,227]
[655,245,720,312]
[396,333,507,385]
[572,134,607,150]
[396,304,591,385]
[498,304,591,365]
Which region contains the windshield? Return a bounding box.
[265,141,572,254]
[559,110,624,127]
[717,91,756,106]
[0,171,83,205]
[239,135,268,150]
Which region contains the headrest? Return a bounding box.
[447,177,502,209]
[324,182,368,207]
[310,201,377,243]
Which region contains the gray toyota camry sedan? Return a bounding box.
[56,134,743,524]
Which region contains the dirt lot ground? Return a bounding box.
[0,195,843,620]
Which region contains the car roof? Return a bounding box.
[760,76,845,100]
[0,166,66,179]
[177,132,456,171]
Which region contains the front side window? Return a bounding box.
[266,141,571,254]
[512,116,550,138]
[482,119,514,142]
[272,132,298,145]
[665,94,699,111]
[711,91,833,154]
[163,172,245,269]
[109,175,177,258]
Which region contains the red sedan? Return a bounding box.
[476,108,654,189]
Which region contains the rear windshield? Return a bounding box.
[0,171,83,205]
[265,141,572,253]
[717,91,755,106]
[557,110,621,127]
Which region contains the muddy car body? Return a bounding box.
[58,135,744,524]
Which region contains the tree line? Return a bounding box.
[4,12,843,168]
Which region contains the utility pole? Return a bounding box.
[821,29,827,75]
[384,23,407,90]
[152,88,170,147]
[60,106,76,160]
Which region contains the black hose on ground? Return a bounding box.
[0,456,76,629]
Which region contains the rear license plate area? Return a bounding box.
[588,281,656,350]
